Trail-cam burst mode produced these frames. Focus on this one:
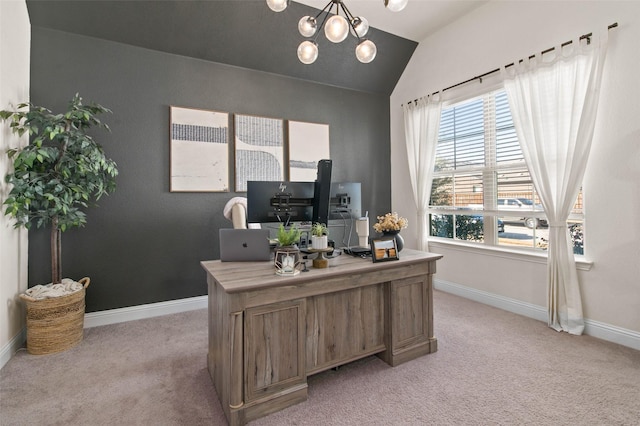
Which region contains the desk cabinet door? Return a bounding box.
[245,299,306,402]
[390,275,431,350]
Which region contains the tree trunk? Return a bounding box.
[51,217,62,284]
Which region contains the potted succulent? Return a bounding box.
[310,222,328,249]
[1,94,118,354]
[274,223,302,276]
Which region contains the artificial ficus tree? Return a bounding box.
[1,94,118,284]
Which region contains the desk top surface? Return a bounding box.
[201,248,442,294]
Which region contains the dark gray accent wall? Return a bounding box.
[26,0,418,96]
[29,27,392,312]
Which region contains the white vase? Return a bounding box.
[311,235,328,249]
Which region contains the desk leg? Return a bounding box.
[230,311,244,410]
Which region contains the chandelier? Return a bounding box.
[266,0,408,64]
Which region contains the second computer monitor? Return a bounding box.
[329,182,362,220]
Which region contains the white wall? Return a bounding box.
[0,0,30,367]
[391,1,640,342]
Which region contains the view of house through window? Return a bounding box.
[429,90,584,254]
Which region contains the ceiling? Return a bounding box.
[25,0,486,95]
[296,0,488,42]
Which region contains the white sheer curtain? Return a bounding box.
[503,32,608,335]
[403,94,442,251]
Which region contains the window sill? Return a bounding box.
[427,239,593,271]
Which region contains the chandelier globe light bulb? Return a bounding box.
[266,0,289,12]
[350,16,369,38]
[355,39,377,63]
[324,14,349,43]
[298,16,317,37]
[384,0,408,12]
[298,40,319,64]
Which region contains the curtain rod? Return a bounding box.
[403,22,618,107]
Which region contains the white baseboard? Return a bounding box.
[0,295,208,370]
[583,318,640,351]
[0,328,26,370]
[434,279,640,351]
[84,295,208,328]
[434,279,548,322]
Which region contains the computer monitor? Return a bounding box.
[329,182,362,220]
[247,181,315,225]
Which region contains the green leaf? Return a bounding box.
[23,154,35,168]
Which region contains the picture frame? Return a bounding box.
[234,114,285,192]
[288,120,330,181]
[370,238,399,262]
[170,106,229,192]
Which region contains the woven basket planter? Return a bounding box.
[19,277,90,355]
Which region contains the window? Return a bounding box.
[429,90,584,254]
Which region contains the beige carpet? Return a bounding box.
[1,291,639,425]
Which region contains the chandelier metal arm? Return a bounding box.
[315,0,334,20]
[311,2,334,43]
[333,1,340,15]
[338,1,364,42]
[338,1,356,23]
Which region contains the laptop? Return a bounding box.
[219,229,272,262]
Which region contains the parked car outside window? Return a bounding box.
[497,198,547,229]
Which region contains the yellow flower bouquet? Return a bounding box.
[373,212,408,233]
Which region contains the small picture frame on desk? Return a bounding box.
[370,238,399,262]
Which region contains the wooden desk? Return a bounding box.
[201,249,442,425]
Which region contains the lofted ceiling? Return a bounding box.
[25,0,485,95]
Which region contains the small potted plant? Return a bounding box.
[310,222,328,249]
[274,223,302,276]
[1,94,118,354]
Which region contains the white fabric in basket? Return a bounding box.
[25,278,83,300]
